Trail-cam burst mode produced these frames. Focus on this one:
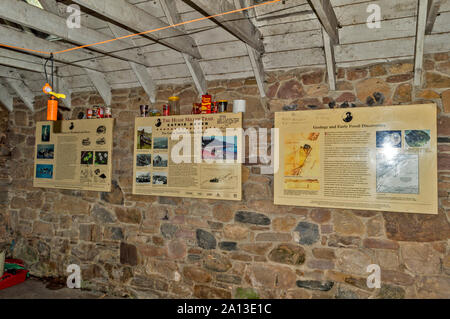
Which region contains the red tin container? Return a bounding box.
[163,104,170,116]
[97,107,105,118]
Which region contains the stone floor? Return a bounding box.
[0,277,117,299]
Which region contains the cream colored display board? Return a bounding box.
[274,104,438,215]
[133,113,242,201]
[33,119,114,192]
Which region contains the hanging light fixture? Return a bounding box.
[42,54,66,121]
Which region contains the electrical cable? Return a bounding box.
[44,56,49,83]
[50,53,54,88]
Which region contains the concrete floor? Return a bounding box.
[0,277,112,299]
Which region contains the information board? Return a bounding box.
[33,119,114,192]
[274,104,438,214]
[133,113,242,201]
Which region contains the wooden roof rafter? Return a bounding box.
[307,0,340,91]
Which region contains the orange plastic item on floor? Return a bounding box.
[47,96,58,121]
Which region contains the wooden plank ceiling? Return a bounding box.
[0,0,449,111]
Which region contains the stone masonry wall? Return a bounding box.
[0,52,449,299]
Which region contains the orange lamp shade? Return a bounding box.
[47,97,58,121]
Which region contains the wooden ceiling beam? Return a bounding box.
[0,67,35,112]
[108,23,157,103]
[0,49,72,108]
[182,0,265,53]
[414,0,428,87]
[0,25,111,105]
[72,0,202,59]
[0,25,100,71]
[0,0,148,67]
[42,0,156,103]
[307,0,339,44]
[160,0,206,95]
[38,0,113,105]
[234,0,265,97]
[0,81,14,112]
[425,0,440,35]
[84,69,111,106]
[322,27,336,91]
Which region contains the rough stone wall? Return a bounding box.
[0,52,449,299]
[0,106,12,244]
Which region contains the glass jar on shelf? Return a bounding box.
[168,96,180,115]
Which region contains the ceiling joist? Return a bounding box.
[0,26,111,105]
[0,25,100,71]
[72,0,202,59]
[414,0,428,87]
[0,67,35,112]
[183,0,265,53]
[37,0,111,106]
[0,0,148,67]
[0,82,14,112]
[108,23,157,104]
[307,0,339,44]
[233,0,266,98]
[425,0,440,35]
[160,0,206,95]
[322,27,336,91]
[0,24,112,105]
[85,69,111,106]
[0,49,72,108]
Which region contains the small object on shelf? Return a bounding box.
[168,96,180,115]
[149,109,161,117]
[192,103,202,114]
[211,101,218,113]
[86,108,93,119]
[92,107,98,118]
[283,104,298,111]
[105,107,112,118]
[233,100,246,113]
[97,106,105,118]
[218,100,228,113]
[163,104,170,116]
[201,94,212,114]
[140,105,149,117]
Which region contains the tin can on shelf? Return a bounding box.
[201,94,212,114]
[86,108,93,119]
[97,106,105,118]
[140,105,149,117]
[163,104,170,116]
[211,102,218,113]
[218,100,228,113]
[92,107,98,119]
[105,107,112,118]
[192,103,201,114]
